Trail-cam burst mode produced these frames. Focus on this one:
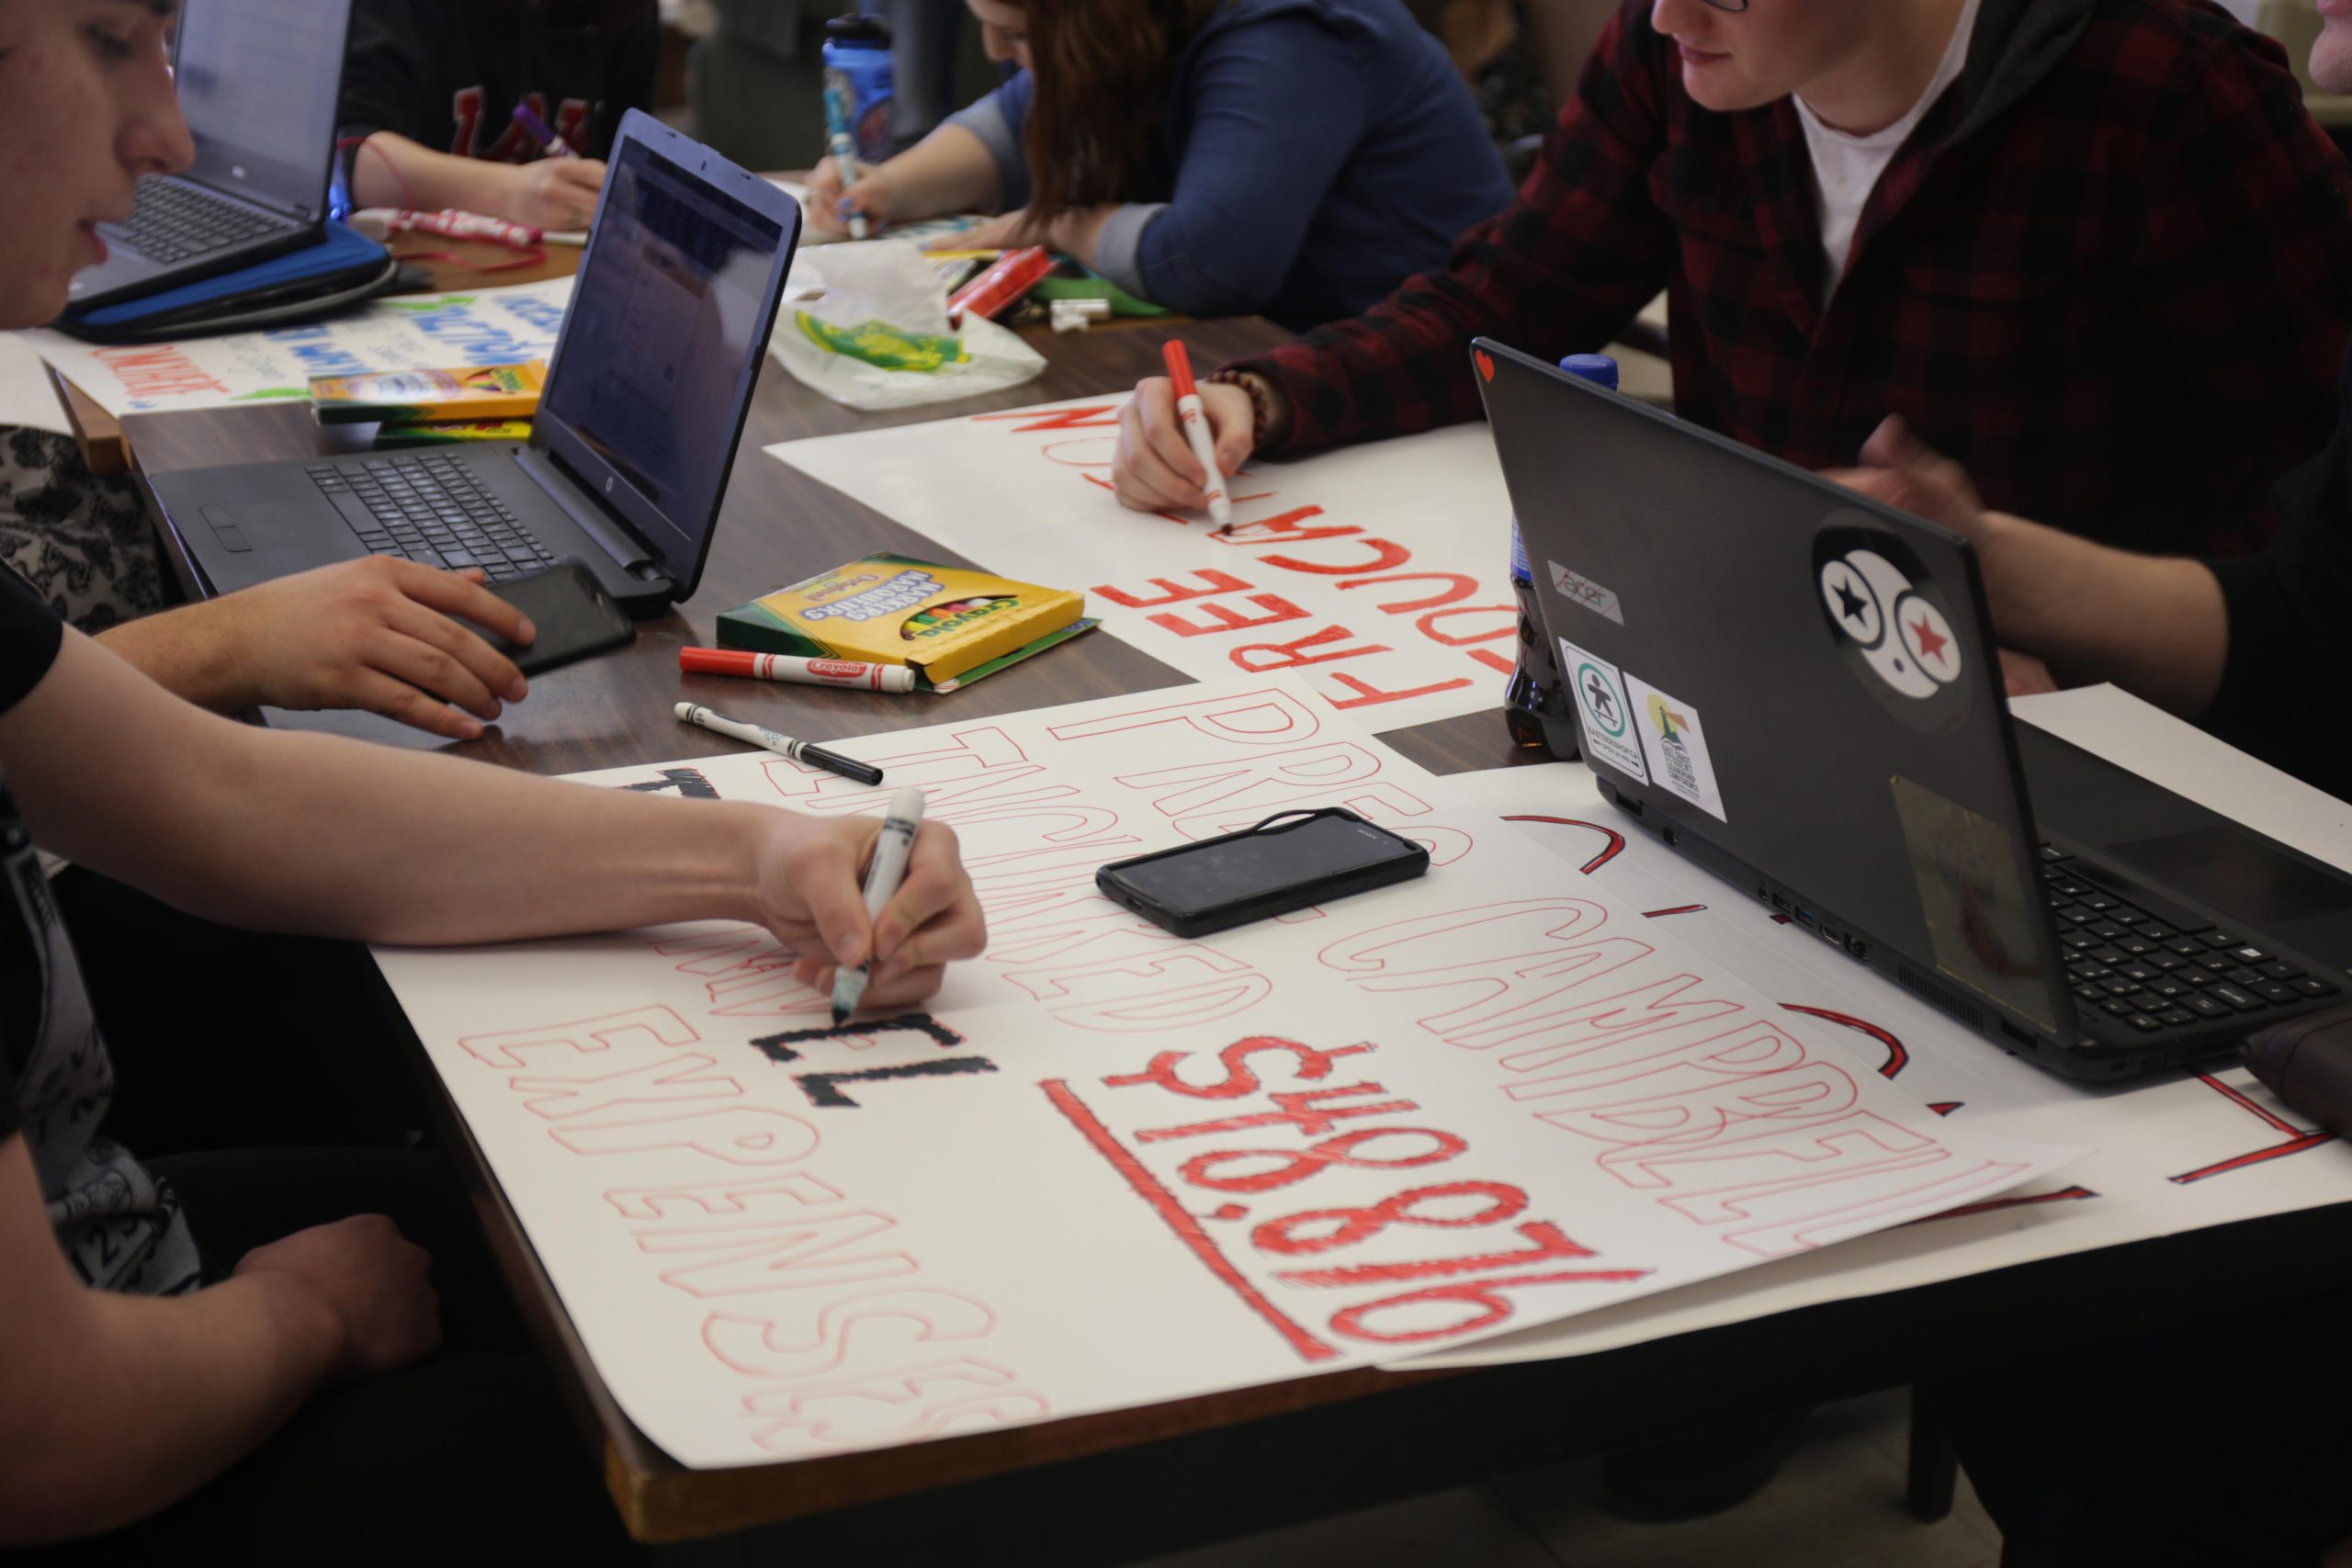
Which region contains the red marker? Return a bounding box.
[947,246,1053,325]
[679,647,915,693]
[1161,339,1232,526]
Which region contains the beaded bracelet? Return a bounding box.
[1206,367,1278,452]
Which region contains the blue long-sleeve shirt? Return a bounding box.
[944,0,1512,332]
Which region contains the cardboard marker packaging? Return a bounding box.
[717,552,1092,691]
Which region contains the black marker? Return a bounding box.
[673,703,885,786]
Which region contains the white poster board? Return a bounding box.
[0,334,71,436]
[768,399,1521,730]
[371,678,2076,1469]
[23,277,575,418]
[1406,758,2352,1371]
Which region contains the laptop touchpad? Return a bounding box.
[2110,825,2352,970]
[200,505,252,552]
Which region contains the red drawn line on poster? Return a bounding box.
[1916,1183,2098,1224]
[2169,1072,2335,1184]
[1780,1003,1909,1080]
[1038,1077,1341,1363]
[973,405,1123,432]
[1499,814,1624,874]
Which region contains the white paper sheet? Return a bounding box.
[2014,684,2352,874]
[767,397,1521,730]
[0,333,71,435]
[1400,761,2352,1371]
[21,277,575,418]
[370,678,2076,1469]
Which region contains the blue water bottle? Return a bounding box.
[1504,352,1620,758]
[822,15,898,171]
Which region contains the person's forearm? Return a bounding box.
[874,124,1001,218]
[2,1275,340,1541]
[93,598,257,714]
[1044,204,1117,270]
[348,131,511,216]
[1978,512,2229,716]
[136,728,773,945]
[7,634,768,948]
[0,1134,341,1542]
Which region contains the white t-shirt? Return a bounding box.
[1794,0,1982,301]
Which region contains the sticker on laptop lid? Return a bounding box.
[1559,638,1646,782]
[1625,674,1726,822]
[1814,517,1973,735]
[1548,560,1624,626]
[1889,773,2058,1032]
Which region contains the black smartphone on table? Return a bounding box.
[459,559,636,676]
[1096,807,1432,938]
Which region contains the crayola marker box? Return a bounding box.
[310,361,548,425]
[716,553,1093,691]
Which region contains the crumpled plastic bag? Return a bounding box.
[769,239,1044,411]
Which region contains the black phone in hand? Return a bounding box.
[460,560,635,676]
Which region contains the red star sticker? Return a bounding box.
[1909,614,1950,667]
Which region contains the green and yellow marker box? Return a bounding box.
[718,553,1093,691]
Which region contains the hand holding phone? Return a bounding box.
[458,559,635,676]
[1096,808,1431,937]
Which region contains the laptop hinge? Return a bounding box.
[514,447,660,577]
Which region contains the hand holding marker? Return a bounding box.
[1162,340,1233,527]
[673,702,884,785]
[511,103,576,161]
[822,79,870,239]
[833,787,927,1022]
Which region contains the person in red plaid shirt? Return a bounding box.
[1111,0,2352,563]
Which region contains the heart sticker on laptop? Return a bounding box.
[1476,349,1495,383]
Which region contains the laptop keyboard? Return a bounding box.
[2041,844,2338,1036]
[309,456,558,583]
[108,178,296,264]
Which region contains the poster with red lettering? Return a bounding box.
[1408,759,2352,1371]
[370,678,2081,1468]
[766,400,1520,729]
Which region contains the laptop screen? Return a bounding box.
[535,127,788,592]
[173,0,349,217]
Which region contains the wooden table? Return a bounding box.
[122,312,2352,1563]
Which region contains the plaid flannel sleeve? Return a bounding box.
[2126,17,2352,556]
[1226,0,1677,458]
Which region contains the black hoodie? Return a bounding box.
[337,0,661,164]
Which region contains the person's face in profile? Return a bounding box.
[966,0,1034,75]
[1648,0,1888,117]
[0,0,193,327]
[2313,0,2352,94]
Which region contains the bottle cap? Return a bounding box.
[823,15,893,44]
[1558,354,1620,390]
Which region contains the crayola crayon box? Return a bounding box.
[310,361,548,425]
[717,553,1093,690]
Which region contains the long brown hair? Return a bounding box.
[1020,0,1224,235]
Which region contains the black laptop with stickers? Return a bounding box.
[1472,338,2352,1082]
